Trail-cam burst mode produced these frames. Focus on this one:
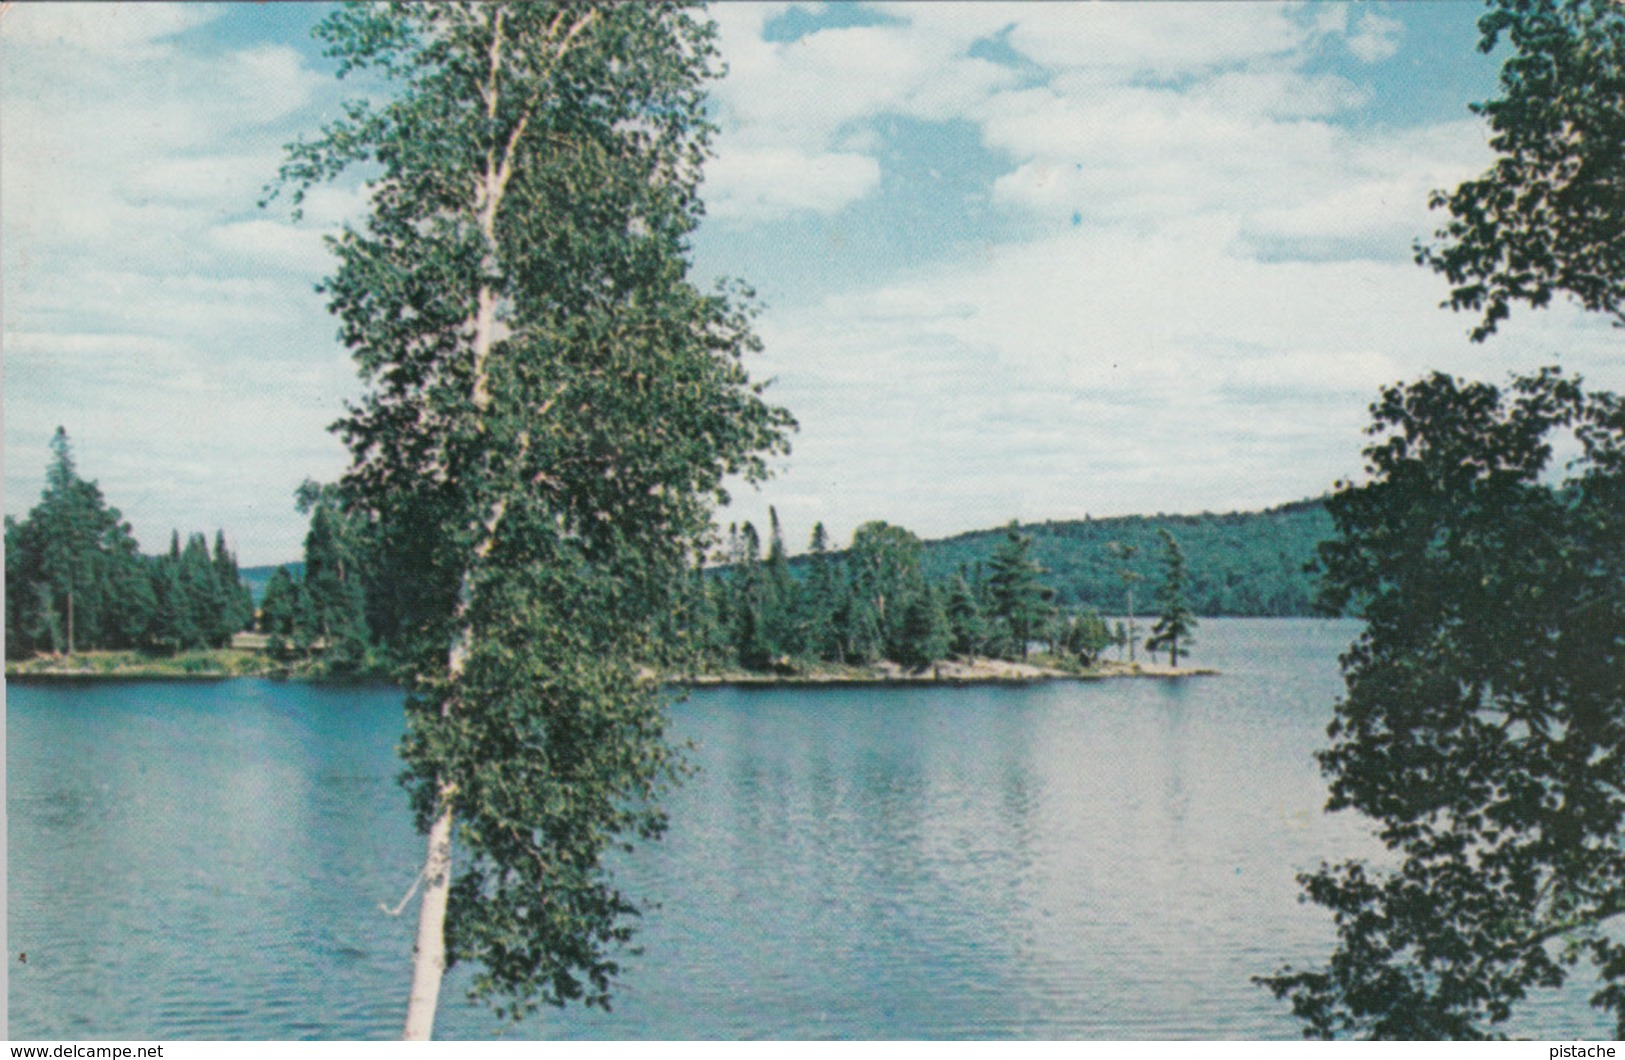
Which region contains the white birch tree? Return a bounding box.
[270,2,791,1037]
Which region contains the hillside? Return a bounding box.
[914,498,1332,617]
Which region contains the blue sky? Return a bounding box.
[4,2,1620,565]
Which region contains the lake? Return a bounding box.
[7,619,1614,1039]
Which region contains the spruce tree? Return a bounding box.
[1145,529,1197,666]
[211,530,255,642]
[761,507,797,663]
[895,584,951,670]
[802,523,841,662]
[300,503,370,673]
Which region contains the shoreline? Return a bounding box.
[6,653,1217,685]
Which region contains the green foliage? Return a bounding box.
[945,572,988,658]
[691,518,1124,673]
[298,503,371,672]
[258,565,302,660]
[1417,0,1625,340]
[1058,608,1113,666]
[1145,529,1197,666]
[274,0,792,1026]
[986,521,1056,660]
[1258,369,1625,1038]
[848,520,925,639]
[5,430,252,660]
[893,584,951,670]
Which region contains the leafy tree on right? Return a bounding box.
[1416,0,1624,341]
[1259,370,1625,1038]
[1264,0,1625,1037]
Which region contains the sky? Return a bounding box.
[4,2,1621,566]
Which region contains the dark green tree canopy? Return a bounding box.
[1417,0,1625,340]
[1261,369,1625,1038]
[5,430,250,660]
[986,522,1055,659]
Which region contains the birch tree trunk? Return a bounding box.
[400,11,587,1038]
[277,2,787,1035]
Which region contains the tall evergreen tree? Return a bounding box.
[801,522,841,662]
[760,507,797,663]
[6,429,152,656]
[1145,529,1197,666]
[272,2,792,1035]
[211,530,255,642]
[299,502,371,672]
[986,521,1054,660]
[945,571,987,658]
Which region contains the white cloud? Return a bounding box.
[1,2,215,56]
[703,2,1433,235]
[705,146,881,221]
[996,3,1308,78]
[721,199,1622,553]
[1346,10,1405,63]
[2,3,354,564]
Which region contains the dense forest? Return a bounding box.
[679,514,1125,673]
[248,492,1327,676]
[5,429,255,659]
[7,432,1326,675]
[916,500,1331,617]
[236,495,1330,675]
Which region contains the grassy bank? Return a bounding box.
[6,648,282,680]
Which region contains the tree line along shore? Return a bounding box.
[8,434,1232,684]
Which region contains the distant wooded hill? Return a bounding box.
[244,497,1334,618]
[906,499,1332,617]
[241,562,302,605]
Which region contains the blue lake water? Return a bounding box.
[7,619,1614,1039]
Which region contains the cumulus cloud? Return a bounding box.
[705,147,881,221]
[2,4,354,563]
[1347,10,1405,63]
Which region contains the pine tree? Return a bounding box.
[945,571,987,658]
[986,521,1055,660]
[5,430,156,656]
[761,507,797,664]
[1145,529,1197,666]
[211,530,255,643]
[259,566,302,660]
[801,523,841,662]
